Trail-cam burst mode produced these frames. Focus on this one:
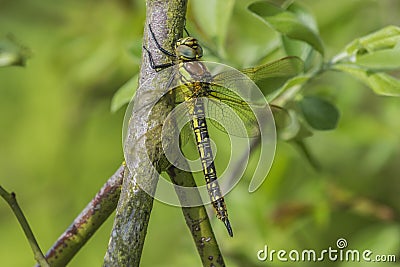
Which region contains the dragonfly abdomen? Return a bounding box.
[189,99,233,237]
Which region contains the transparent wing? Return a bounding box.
[205,84,261,137]
[203,85,292,138]
[240,56,304,82]
[154,82,260,139]
[163,100,193,147]
[213,56,304,95]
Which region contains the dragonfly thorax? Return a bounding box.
[175,37,203,61]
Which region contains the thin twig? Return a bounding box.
[36,164,125,267]
[168,166,226,267]
[0,186,49,267]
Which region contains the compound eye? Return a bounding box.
[195,45,203,58]
[176,45,197,60]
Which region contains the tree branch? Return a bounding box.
[103,1,188,266]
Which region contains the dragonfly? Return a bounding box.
[142,25,303,237]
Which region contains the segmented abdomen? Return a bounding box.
[189,98,229,223]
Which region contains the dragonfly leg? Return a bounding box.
[142,45,174,71]
[183,26,190,37]
[148,24,176,58]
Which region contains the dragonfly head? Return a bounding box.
[175,37,203,61]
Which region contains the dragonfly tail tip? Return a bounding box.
[223,218,234,237]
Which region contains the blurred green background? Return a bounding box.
[1,0,399,266]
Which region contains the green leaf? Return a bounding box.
[330,26,400,97]
[345,25,400,56]
[287,2,319,34]
[333,64,400,96]
[282,3,318,68]
[277,109,300,140]
[268,74,310,102]
[293,118,314,139]
[248,1,324,55]
[110,74,138,113]
[355,48,400,71]
[264,0,294,8]
[299,96,340,130]
[277,109,313,140]
[282,36,314,67]
[0,34,31,67]
[332,26,400,64]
